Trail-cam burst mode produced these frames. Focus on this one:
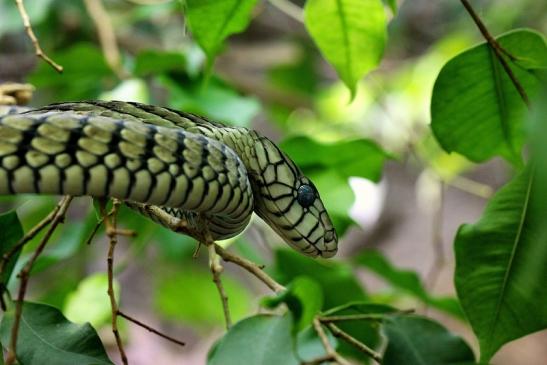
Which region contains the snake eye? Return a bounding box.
[297,184,316,208]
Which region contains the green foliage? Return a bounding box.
[0,211,24,286]
[207,314,300,365]
[356,250,463,318]
[431,29,547,165]
[272,249,367,309]
[304,0,387,98]
[184,0,258,67]
[0,302,112,365]
[382,315,476,365]
[454,167,547,362]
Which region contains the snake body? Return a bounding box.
[0,101,337,257]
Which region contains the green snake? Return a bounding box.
[0,101,337,258]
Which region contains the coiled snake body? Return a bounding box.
[0,101,337,257]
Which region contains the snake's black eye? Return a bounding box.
[297,184,316,207]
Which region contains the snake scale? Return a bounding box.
[0,101,337,257]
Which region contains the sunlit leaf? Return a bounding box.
[304,0,387,97]
[455,167,547,362]
[383,315,475,365]
[431,29,547,165]
[185,0,258,64]
[0,301,113,365]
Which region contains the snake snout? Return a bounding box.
[317,229,338,258]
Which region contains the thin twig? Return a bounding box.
[325,323,382,364]
[214,244,285,293]
[318,309,415,323]
[117,310,186,347]
[5,196,73,365]
[426,180,445,291]
[268,0,304,23]
[209,244,232,330]
[83,0,128,79]
[460,0,529,106]
[14,0,63,73]
[448,175,493,199]
[102,199,129,365]
[301,354,338,365]
[312,318,351,365]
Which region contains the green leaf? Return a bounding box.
[431,29,547,165]
[154,263,251,327]
[355,250,464,319]
[185,0,258,63]
[208,314,299,365]
[272,249,366,310]
[134,49,187,76]
[304,0,387,97]
[280,136,391,182]
[455,167,547,362]
[0,301,113,365]
[383,315,475,365]
[262,276,323,332]
[0,211,24,286]
[29,43,115,102]
[64,273,119,328]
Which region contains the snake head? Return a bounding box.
[251,137,338,258]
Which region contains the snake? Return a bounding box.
[0,101,338,258]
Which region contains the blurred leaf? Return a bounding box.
[0,211,23,285]
[64,273,119,328]
[99,79,149,103]
[262,276,323,332]
[268,49,318,96]
[355,250,464,319]
[29,43,115,101]
[280,136,391,182]
[208,314,299,365]
[159,75,260,127]
[185,0,258,64]
[272,249,366,309]
[431,29,547,165]
[383,315,475,365]
[455,167,547,362]
[304,0,387,97]
[154,263,251,327]
[323,302,398,361]
[0,0,55,36]
[134,49,187,76]
[0,301,113,365]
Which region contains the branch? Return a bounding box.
[102,199,129,365]
[460,0,530,107]
[312,317,351,365]
[426,180,445,291]
[5,196,73,365]
[117,310,185,347]
[325,323,382,364]
[83,0,128,79]
[209,244,232,330]
[268,0,304,23]
[318,309,415,323]
[14,0,63,73]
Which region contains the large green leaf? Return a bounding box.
[0,211,24,286]
[455,167,547,362]
[185,0,258,62]
[208,314,299,365]
[383,315,475,365]
[304,0,387,97]
[0,301,113,365]
[355,250,464,319]
[431,29,547,165]
[272,249,366,310]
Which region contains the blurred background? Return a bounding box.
[0,0,546,363]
